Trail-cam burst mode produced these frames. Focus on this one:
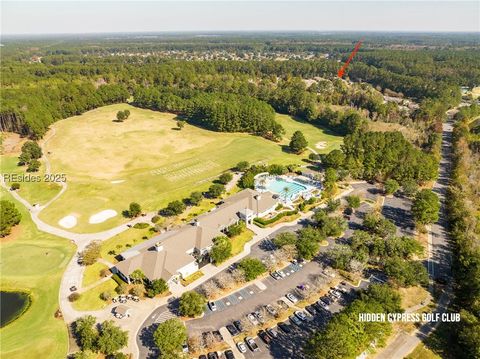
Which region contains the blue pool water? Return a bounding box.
[265,178,309,201]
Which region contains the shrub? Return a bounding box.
[179,291,207,317]
[130,284,144,297]
[133,222,149,229]
[115,284,127,294]
[226,222,245,237]
[69,292,81,302]
[10,183,20,190]
[151,215,161,223]
[238,258,266,281]
[235,161,249,171]
[208,183,225,198]
[218,172,233,185]
[100,291,111,301]
[253,210,298,227]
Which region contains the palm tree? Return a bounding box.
[282,186,291,202]
[259,176,267,189]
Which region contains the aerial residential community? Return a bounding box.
[1,1,480,359]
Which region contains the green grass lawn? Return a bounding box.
[231,229,255,255]
[0,189,75,359]
[2,105,342,234]
[99,226,155,263]
[275,113,343,153]
[82,262,109,288]
[72,279,117,311]
[406,342,442,359]
[1,156,62,206]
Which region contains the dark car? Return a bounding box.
[199,355,207,359]
[207,352,219,359]
[224,349,235,359]
[305,305,317,315]
[233,320,243,332]
[344,207,353,215]
[278,322,292,333]
[258,330,272,345]
[226,324,239,336]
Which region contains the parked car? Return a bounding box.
[297,283,310,291]
[233,320,243,332]
[245,337,259,352]
[69,286,77,292]
[258,330,272,345]
[224,349,235,359]
[330,289,342,299]
[265,304,278,317]
[286,292,299,303]
[289,315,302,326]
[317,299,329,310]
[270,271,281,280]
[247,313,259,326]
[208,301,217,311]
[236,341,247,353]
[254,310,265,323]
[226,324,239,336]
[207,352,219,359]
[182,342,189,353]
[277,269,286,278]
[278,322,292,333]
[305,305,317,315]
[267,327,278,338]
[294,310,307,321]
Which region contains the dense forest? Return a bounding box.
[1,33,478,139]
[447,105,480,358]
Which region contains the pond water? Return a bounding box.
[0,291,31,327]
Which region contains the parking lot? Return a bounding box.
[193,280,365,359]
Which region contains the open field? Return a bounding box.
[82,262,109,288]
[275,114,343,152]
[0,189,75,359]
[1,156,62,206]
[99,226,155,263]
[72,278,117,311]
[3,104,341,233]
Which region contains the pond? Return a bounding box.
[0,291,31,327]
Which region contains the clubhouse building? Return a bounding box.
[112,189,278,285]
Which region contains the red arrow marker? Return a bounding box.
[338,38,364,78]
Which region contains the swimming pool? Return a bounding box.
[265,178,310,201]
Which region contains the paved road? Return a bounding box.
[375,116,455,359]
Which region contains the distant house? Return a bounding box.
[112,189,278,285]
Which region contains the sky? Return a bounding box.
[1,1,479,35]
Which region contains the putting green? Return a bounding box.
[0,189,75,359]
[4,104,341,233]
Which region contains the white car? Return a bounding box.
[236,341,247,353]
[278,270,286,278]
[317,299,329,310]
[208,301,217,311]
[286,293,298,303]
[294,310,307,321]
[247,313,259,325]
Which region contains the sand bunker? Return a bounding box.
[315,141,327,149]
[111,180,125,184]
[89,210,117,224]
[58,215,77,229]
